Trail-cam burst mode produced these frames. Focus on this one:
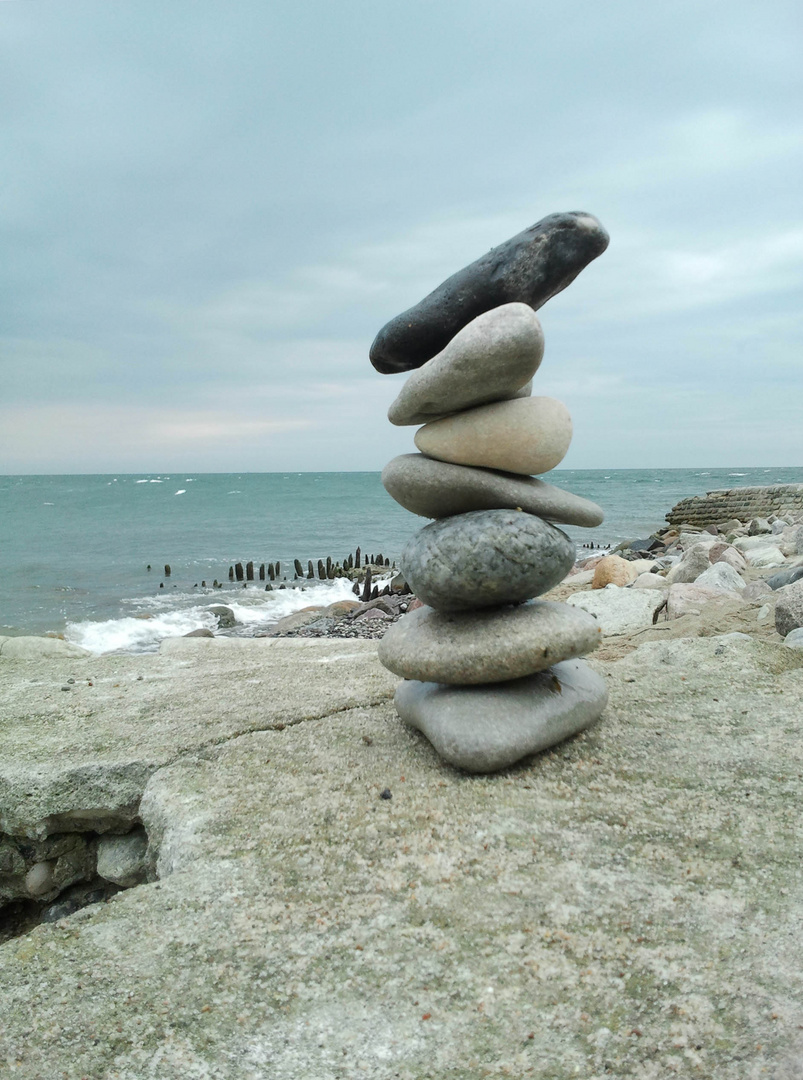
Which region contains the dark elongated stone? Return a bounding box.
[370,211,609,373]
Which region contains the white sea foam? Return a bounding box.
[174,489,187,496]
[66,609,218,654]
[64,577,362,655]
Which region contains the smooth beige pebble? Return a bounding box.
[414,396,572,475]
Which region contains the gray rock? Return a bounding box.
[565,585,668,635]
[184,628,215,638]
[742,579,772,601]
[665,583,741,619]
[370,211,609,373]
[96,829,149,887]
[783,627,803,649]
[387,303,543,425]
[378,600,602,685]
[268,608,327,636]
[401,510,575,611]
[767,564,803,591]
[748,517,772,535]
[694,562,746,593]
[0,636,91,660]
[382,453,604,526]
[779,524,803,557]
[207,605,236,628]
[744,545,786,568]
[395,658,608,773]
[664,543,714,584]
[775,581,803,637]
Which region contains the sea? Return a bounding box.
[2,467,801,654]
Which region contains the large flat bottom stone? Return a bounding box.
[395,658,608,773]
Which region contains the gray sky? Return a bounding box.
[1,0,801,473]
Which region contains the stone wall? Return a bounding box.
[666,484,803,528]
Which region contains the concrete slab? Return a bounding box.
[1,635,803,1077]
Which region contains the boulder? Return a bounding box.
[716,518,744,534]
[775,580,803,637]
[783,627,803,649]
[378,600,602,684]
[664,543,714,585]
[743,546,786,568]
[267,608,326,636]
[733,535,782,553]
[742,580,773,602]
[766,565,803,591]
[0,636,91,660]
[710,544,748,573]
[779,525,803,557]
[414,396,572,476]
[207,605,236,628]
[666,584,739,620]
[387,303,543,425]
[694,562,746,593]
[370,211,609,373]
[632,572,669,590]
[323,600,362,617]
[565,585,667,636]
[401,510,575,611]
[592,555,638,589]
[395,659,608,773]
[747,518,772,535]
[381,453,603,525]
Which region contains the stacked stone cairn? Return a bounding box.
[370,211,611,773]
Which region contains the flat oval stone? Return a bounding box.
[370,211,609,373]
[414,397,571,475]
[387,303,543,426]
[381,454,604,526]
[401,510,575,611]
[378,600,602,684]
[394,658,608,773]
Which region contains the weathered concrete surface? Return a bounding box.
[2,634,803,1078]
[0,638,397,837]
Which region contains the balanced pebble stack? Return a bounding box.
[370,211,611,773]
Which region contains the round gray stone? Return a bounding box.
[377,600,602,685]
[369,211,609,373]
[387,303,543,426]
[767,564,803,590]
[401,510,575,611]
[381,453,604,526]
[775,580,803,637]
[395,658,608,773]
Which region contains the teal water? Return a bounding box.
[1,467,801,650]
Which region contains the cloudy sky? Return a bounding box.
[1,0,801,473]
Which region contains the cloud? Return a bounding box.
[0,0,801,471]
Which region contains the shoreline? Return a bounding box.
[1,604,802,1073]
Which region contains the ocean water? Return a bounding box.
[2,467,801,652]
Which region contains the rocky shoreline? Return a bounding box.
[3,495,803,1077]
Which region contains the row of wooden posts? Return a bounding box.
[159,548,396,603]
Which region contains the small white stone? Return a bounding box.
[25,860,55,896]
